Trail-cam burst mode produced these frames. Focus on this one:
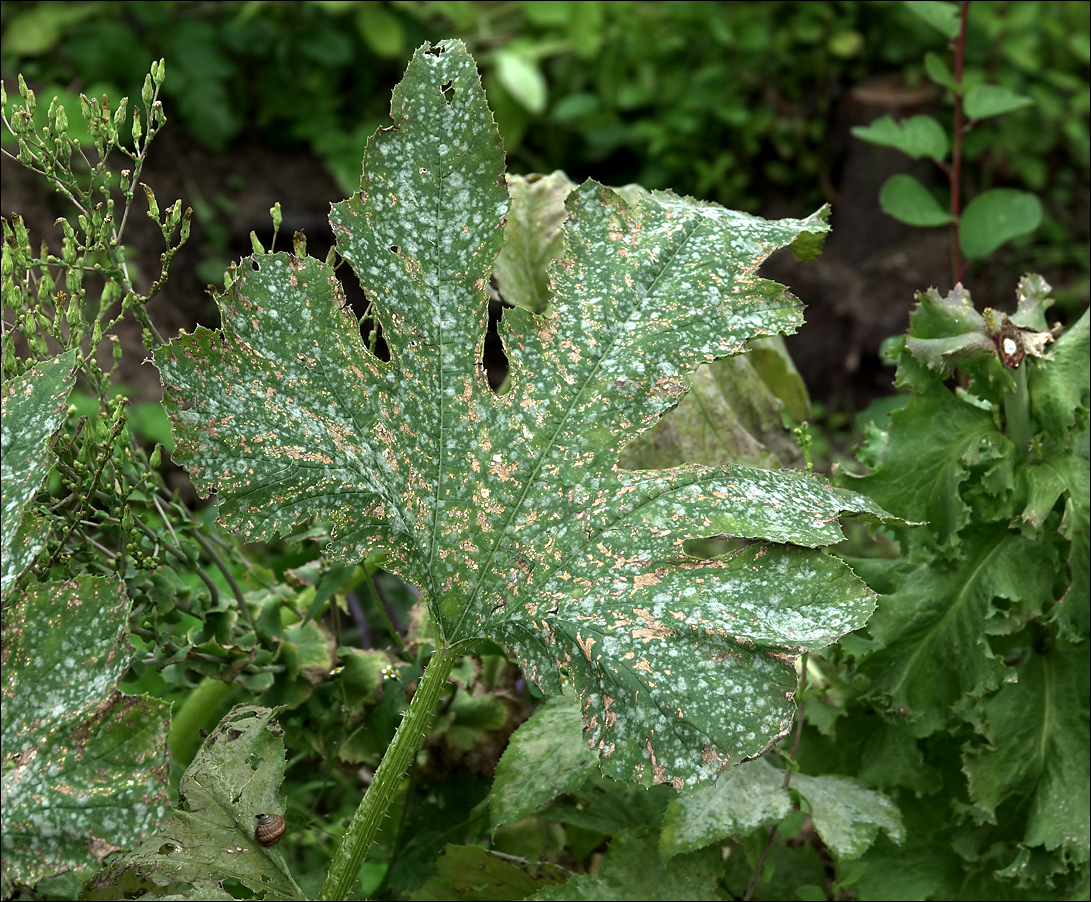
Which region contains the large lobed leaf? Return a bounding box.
[157,40,889,787]
[1,576,169,896]
[0,349,77,601]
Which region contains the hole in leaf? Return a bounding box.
[389,245,400,256]
[482,295,510,393]
[440,80,455,104]
[360,316,389,362]
[335,252,390,362]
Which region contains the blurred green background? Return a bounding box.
[3,0,1089,415]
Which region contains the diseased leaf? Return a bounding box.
[491,694,600,829]
[83,706,302,901]
[1,576,169,896]
[158,39,889,787]
[659,756,791,859]
[792,773,903,860]
[532,826,719,901]
[0,348,77,601]
[963,644,1090,859]
[617,350,804,472]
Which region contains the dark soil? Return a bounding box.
[3,75,1080,426]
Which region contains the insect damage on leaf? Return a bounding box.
[157,39,891,788]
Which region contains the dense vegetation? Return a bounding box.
[2,3,1088,900]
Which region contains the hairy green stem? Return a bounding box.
[319,643,458,901]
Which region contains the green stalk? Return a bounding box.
[1004,359,1033,452]
[168,677,236,799]
[319,642,458,900]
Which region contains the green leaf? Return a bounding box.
[901,285,997,377]
[964,83,1034,120]
[879,174,952,227]
[491,695,600,829]
[83,706,303,901]
[851,115,949,161]
[158,40,890,787]
[923,51,957,91]
[1029,308,1090,443]
[748,335,810,423]
[431,687,509,751]
[542,775,674,837]
[842,388,1003,545]
[1,577,169,896]
[411,844,566,900]
[533,826,719,901]
[1012,272,1055,331]
[354,1,405,58]
[495,171,575,315]
[1,348,77,601]
[659,756,791,858]
[1033,430,1090,641]
[902,0,961,38]
[963,644,1090,859]
[1,3,102,55]
[495,49,548,115]
[959,188,1042,259]
[787,204,830,262]
[843,835,965,901]
[792,773,903,860]
[854,528,1055,736]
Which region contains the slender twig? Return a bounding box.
[363,571,407,654]
[949,1,972,285]
[129,512,221,609]
[743,658,809,902]
[162,494,254,633]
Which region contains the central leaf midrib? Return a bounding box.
[427,150,450,609]
[447,202,706,641]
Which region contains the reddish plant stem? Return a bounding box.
[950,0,972,285]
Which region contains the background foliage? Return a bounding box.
[2,0,1088,316]
[2,3,1089,901]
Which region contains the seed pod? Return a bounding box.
[254,813,285,847]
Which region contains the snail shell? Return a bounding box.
[254,813,285,846]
